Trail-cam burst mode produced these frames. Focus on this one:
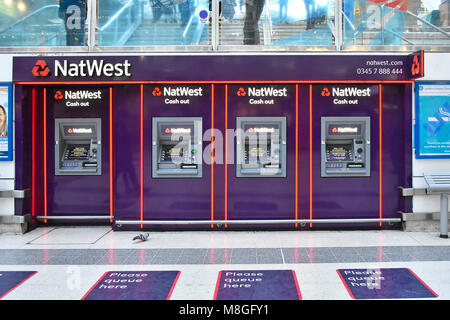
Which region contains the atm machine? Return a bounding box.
[152,117,203,178]
[236,117,287,178]
[54,118,102,175]
[321,117,371,177]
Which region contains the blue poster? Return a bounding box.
[0,83,12,161]
[415,81,450,159]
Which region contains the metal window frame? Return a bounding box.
[0,0,448,53]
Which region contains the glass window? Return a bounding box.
[0,0,87,47]
[343,0,450,47]
[97,0,210,46]
[219,0,335,46]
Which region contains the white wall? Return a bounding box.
[0,54,14,216]
[412,52,450,213]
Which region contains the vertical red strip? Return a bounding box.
[407,268,439,297]
[140,85,144,229]
[224,85,228,227]
[336,270,356,299]
[166,271,181,300]
[43,88,47,223]
[379,84,383,227]
[0,271,38,300]
[109,87,114,223]
[420,50,424,78]
[309,85,313,228]
[32,88,36,217]
[211,84,215,229]
[292,270,302,300]
[80,272,109,300]
[213,271,223,300]
[295,85,299,227]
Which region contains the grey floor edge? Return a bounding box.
[0,246,449,265]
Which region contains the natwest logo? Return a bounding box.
[153,87,162,96]
[237,88,247,96]
[54,59,131,77]
[321,88,331,97]
[64,90,102,100]
[331,87,371,97]
[54,91,64,100]
[32,60,50,77]
[247,87,287,97]
[163,86,203,97]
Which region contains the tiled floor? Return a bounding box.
[0,226,449,300]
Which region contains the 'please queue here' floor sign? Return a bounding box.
[81,271,181,300]
[337,268,438,299]
[214,270,302,300]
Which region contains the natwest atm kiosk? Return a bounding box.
[12,53,421,230]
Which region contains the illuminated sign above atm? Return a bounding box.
[244,124,280,134]
[328,124,362,135]
[63,125,95,136]
[13,52,424,82]
[51,87,108,109]
[41,59,132,78]
[161,125,194,136]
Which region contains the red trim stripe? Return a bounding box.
[336,270,356,299]
[379,84,383,227]
[0,271,38,300]
[166,271,181,300]
[295,85,299,227]
[213,271,223,300]
[292,270,302,300]
[15,80,415,85]
[407,268,439,297]
[80,272,109,300]
[31,88,36,217]
[309,85,313,228]
[224,85,228,227]
[109,87,114,223]
[211,84,215,228]
[140,84,144,229]
[43,88,47,223]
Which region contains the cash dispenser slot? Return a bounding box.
[321,117,370,177]
[236,117,287,178]
[55,118,102,176]
[152,117,203,178]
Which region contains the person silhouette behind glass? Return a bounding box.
[243,0,265,44]
[58,0,87,46]
[304,0,316,30]
[279,0,288,23]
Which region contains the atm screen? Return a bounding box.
[244,143,271,163]
[160,145,186,162]
[64,144,90,161]
[326,144,353,161]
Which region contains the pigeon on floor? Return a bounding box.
[133,233,150,242]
